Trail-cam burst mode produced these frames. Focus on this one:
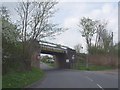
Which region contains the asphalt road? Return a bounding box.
[40,62,54,70]
[27,63,118,89]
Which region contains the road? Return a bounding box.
[27,62,118,89]
[40,62,54,70]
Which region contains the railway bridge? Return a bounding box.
[31,39,76,69]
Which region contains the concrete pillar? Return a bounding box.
[31,51,40,68]
[55,54,67,69]
[66,48,76,69]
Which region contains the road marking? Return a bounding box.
[86,76,93,82]
[97,84,104,90]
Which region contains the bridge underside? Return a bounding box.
[41,48,76,69]
[41,50,70,69]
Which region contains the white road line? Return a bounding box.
[97,84,104,90]
[85,76,104,90]
[86,76,93,82]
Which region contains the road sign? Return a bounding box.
[66,59,69,63]
[72,55,75,60]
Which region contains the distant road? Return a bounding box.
[28,63,118,89]
[40,62,53,70]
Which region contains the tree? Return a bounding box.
[95,21,107,47]
[78,17,96,52]
[1,6,22,74]
[16,1,64,41]
[1,6,19,59]
[78,17,97,68]
[0,6,9,21]
[95,21,113,52]
[74,44,83,53]
[78,17,113,54]
[118,42,120,56]
[1,6,19,44]
[16,1,65,70]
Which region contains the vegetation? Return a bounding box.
[76,17,118,69]
[78,17,115,54]
[2,67,44,88]
[2,1,64,88]
[1,2,119,89]
[73,53,115,71]
[1,6,24,74]
[1,1,66,74]
[78,17,96,50]
[2,0,64,74]
[41,55,55,67]
[76,65,114,71]
[47,63,55,67]
[41,55,53,62]
[15,1,66,70]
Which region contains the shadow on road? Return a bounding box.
[40,62,64,72]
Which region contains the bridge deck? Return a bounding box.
[40,44,66,54]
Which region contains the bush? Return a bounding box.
[2,42,25,75]
[88,46,107,55]
[88,45,118,55]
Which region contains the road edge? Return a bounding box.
[24,72,47,88]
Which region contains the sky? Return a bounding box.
[48,1,118,52]
[1,0,119,53]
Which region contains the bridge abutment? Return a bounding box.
[55,54,67,69]
[31,51,41,68]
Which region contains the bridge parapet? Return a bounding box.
[39,40,69,54]
[40,44,65,53]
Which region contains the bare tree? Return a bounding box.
[30,1,61,40]
[16,1,63,42]
[95,21,113,52]
[95,21,107,48]
[16,0,65,70]
[16,1,33,70]
[16,1,31,42]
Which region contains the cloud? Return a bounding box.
[63,17,79,28]
[53,2,118,52]
[58,0,119,2]
[55,29,87,51]
[88,3,118,43]
[4,2,118,53]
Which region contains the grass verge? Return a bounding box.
[47,63,55,67]
[74,65,115,71]
[2,67,44,88]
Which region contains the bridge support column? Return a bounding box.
[66,48,76,69]
[31,51,40,68]
[55,54,67,69]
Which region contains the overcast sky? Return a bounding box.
[49,1,118,52]
[1,0,119,53]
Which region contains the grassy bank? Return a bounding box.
[2,67,44,88]
[74,64,115,71]
[80,65,114,71]
[47,63,55,67]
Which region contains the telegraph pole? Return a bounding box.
[111,32,113,46]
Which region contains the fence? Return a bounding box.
[88,54,118,68]
[72,53,118,70]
